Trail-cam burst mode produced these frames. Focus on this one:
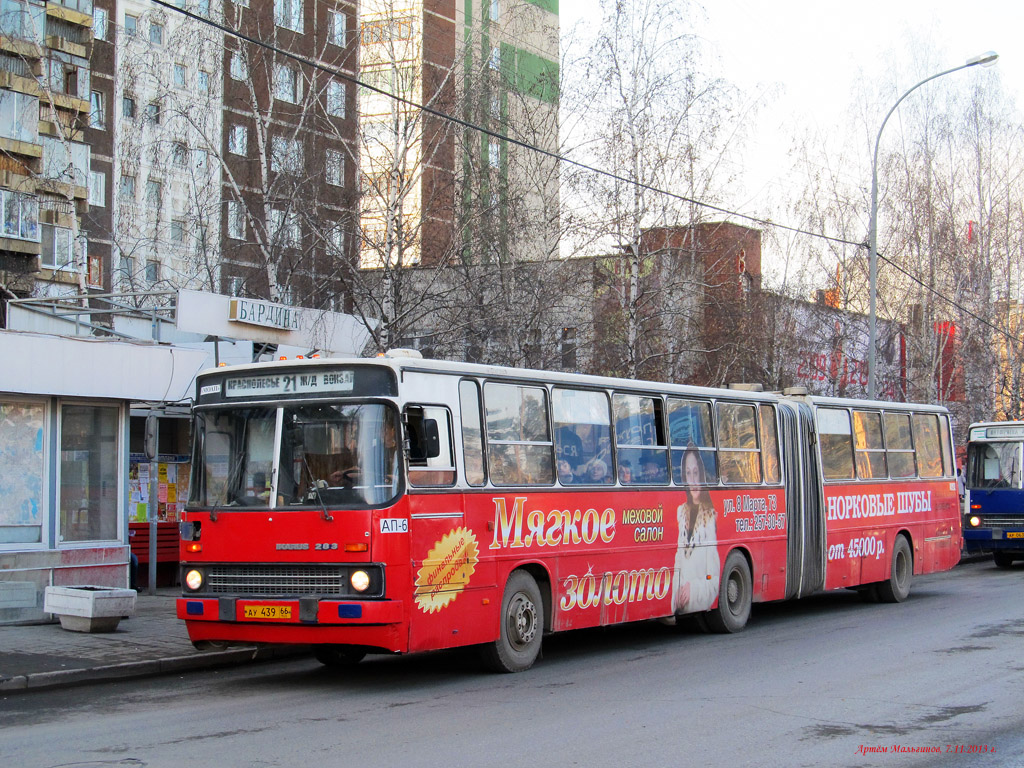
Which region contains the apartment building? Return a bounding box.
[0,0,94,308]
[356,0,559,269]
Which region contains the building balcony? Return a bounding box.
[45,33,88,58]
[0,135,43,160]
[0,71,43,97]
[45,0,93,28]
[0,0,46,50]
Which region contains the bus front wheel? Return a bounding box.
[877,535,913,603]
[313,645,367,667]
[993,551,1016,568]
[705,551,752,633]
[480,571,543,673]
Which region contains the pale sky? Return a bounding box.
[559,0,1023,221]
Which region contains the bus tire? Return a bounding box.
[858,585,880,603]
[993,551,1016,568]
[877,535,913,603]
[705,551,752,633]
[480,571,543,673]
[313,645,367,667]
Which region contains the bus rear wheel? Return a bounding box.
[480,571,543,673]
[877,535,913,603]
[993,551,1016,568]
[705,551,752,633]
[313,645,367,667]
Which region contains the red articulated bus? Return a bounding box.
[177,353,961,672]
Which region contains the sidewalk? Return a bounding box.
[0,588,307,694]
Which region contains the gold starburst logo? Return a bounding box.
[414,527,480,614]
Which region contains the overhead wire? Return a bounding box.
[148,0,1024,348]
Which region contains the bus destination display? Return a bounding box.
[224,370,354,398]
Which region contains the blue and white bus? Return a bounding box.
[964,421,1024,567]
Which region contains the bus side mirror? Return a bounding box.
[409,419,441,461]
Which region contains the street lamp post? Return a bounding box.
[866,51,998,400]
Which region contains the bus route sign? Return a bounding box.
[224,370,354,398]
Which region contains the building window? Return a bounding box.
[274,0,302,32]
[173,64,186,88]
[197,0,211,17]
[227,200,245,239]
[560,327,577,370]
[170,218,185,242]
[329,10,346,45]
[490,0,500,21]
[273,64,300,103]
[488,46,500,70]
[270,208,301,247]
[119,255,135,282]
[326,149,343,186]
[235,0,249,7]
[125,14,138,36]
[228,124,247,155]
[146,101,160,124]
[230,52,247,81]
[171,141,188,167]
[194,148,209,172]
[119,174,135,200]
[47,59,65,94]
[488,139,500,168]
[0,91,39,144]
[40,224,73,269]
[1,189,39,241]
[93,7,107,40]
[59,404,120,543]
[326,80,345,117]
[0,401,45,545]
[145,259,160,283]
[122,95,136,119]
[149,21,164,45]
[198,70,210,93]
[227,275,244,296]
[327,222,344,254]
[88,170,105,207]
[89,90,104,129]
[270,135,302,174]
[146,179,162,209]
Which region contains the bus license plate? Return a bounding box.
[1006,532,1024,539]
[243,605,292,620]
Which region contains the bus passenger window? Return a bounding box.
[613,393,668,484]
[759,404,781,484]
[484,382,554,486]
[884,412,916,478]
[406,405,456,487]
[668,398,717,485]
[817,407,854,480]
[938,414,953,476]
[459,380,485,486]
[852,410,887,479]
[913,413,943,478]
[553,388,612,485]
[718,402,762,484]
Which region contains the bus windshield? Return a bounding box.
[966,440,1022,490]
[189,403,400,509]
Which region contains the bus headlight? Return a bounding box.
[351,570,371,592]
[185,569,204,591]
[969,516,981,528]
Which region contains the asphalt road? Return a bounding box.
[2,559,1022,768]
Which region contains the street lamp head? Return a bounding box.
[966,51,999,67]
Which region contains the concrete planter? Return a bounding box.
[44,585,137,633]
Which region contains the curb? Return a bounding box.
[0,645,309,694]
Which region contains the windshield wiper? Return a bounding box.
[301,452,333,522]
